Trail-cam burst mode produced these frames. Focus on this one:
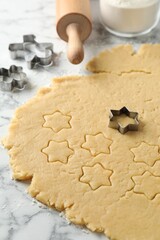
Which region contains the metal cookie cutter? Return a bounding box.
[108,106,139,134]
[0,65,27,91]
[9,34,54,69]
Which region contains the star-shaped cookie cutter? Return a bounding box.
[9,34,54,69]
[108,106,139,134]
[0,65,27,91]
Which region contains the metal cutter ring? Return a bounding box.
[108,106,139,134]
[0,65,27,91]
[9,34,54,69]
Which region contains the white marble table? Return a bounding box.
[0,1,160,239]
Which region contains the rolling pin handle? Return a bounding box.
[66,23,84,64]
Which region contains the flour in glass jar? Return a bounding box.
[100,0,160,37]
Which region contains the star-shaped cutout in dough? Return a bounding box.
[80,163,113,190]
[43,111,71,133]
[131,142,160,166]
[132,171,160,200]
[82,133,112,156]
[42,141,73,164]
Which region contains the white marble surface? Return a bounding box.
[1,0,160,239]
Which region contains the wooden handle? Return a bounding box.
[66,23,84,64]
[56,0,92,64]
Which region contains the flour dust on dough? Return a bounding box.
[3,45,160,240]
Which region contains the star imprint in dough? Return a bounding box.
[42,140,73,164]
[43,111,71,133]
[131,142,160,166]
[82,133,112,156]
[80,163,113,190]
[132,171,160,200]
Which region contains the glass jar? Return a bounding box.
[100,0,160,37]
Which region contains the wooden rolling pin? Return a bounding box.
[56,0,92,64]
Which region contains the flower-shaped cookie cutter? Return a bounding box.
[108,106,139,134]
[9,34,54,69]
[0,65,27,91]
